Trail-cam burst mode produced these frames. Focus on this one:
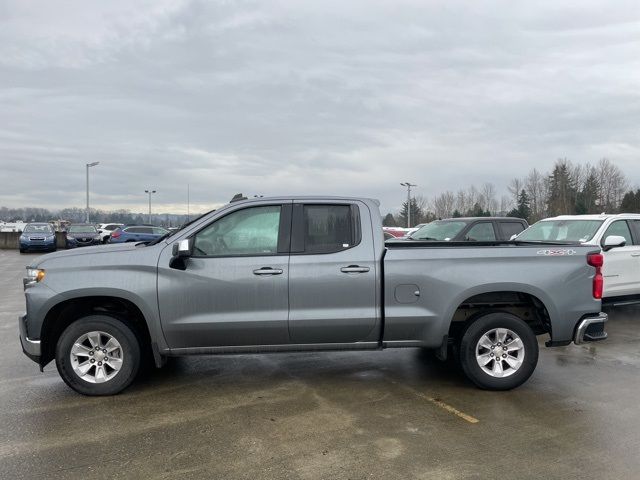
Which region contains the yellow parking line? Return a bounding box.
[425,396,479,424]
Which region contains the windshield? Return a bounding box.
[69,225,97,233]
[24,224,53,234]
[517,220,604,242]
[410,220,467,241]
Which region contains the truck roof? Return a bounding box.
[230,195,381,206]
[541,213,640,221]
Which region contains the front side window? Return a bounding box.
[152,227,168,235]
[194,205,281,257]
[303,205,354,254]
[464,222,496,241]
[602,221,633,246]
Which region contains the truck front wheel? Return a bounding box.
[55,315,141,396]
[459,312,538,390]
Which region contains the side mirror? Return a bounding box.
[602,235,626,252]
[509,234,517,241]
[172,238,193,257]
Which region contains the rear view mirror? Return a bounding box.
[602,235,626,252]
[172,238,193,257]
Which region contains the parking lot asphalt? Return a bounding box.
[1,249,639,479]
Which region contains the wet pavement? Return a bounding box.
[1,249,639,479]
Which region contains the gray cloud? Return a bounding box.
[0,0,638,215]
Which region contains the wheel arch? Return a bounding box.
[444,284,556,343]
[40,295,155,368]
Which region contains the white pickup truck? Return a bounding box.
[517,214,640,303]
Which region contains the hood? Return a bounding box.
[29,242,145,267]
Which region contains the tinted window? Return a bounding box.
[125,227,142,234]
[602,220,633,246]
[105,224,120,231]
[152,227,168,235]
[303,205,354,254]
[631,220,640,245]
[194,205,281,256]
[464,222,496,241]
[499,221,525,239]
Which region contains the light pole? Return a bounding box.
[145,189,156,224]
[85,162,100,223]
[400,182,417,228]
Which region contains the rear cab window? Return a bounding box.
[292,203,360,254]
[499,221,526,239]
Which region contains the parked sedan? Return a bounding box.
[19,223,57,253]
[65,224,101,248]
[109,225,169,243]
[405,217,529,242]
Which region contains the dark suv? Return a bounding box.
[406,217,528,242]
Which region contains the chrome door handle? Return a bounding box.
[340,265,370,274]
[253,267,283,276]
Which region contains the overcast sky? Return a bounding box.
[1,0,638,215]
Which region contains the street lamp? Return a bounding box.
[400,182,417,228]
[145,189,157,224]
[85,162,100,223]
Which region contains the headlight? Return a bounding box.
[24,268,45,287]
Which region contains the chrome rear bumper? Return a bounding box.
[574,313,608,345]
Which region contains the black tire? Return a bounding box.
[55,315,141,396]
[458,312,538,391]
[19,248,25,254]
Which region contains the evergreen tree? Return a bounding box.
[398,198,424,227]
[620,189,640,213]
[382,213,398,227]
[547,160,577,216]
[516,189,531,221]
[576,171,600,214]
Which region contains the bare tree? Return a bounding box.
[480,182,497,214]
[596,158,628,212]
[432,191,455,218]
[525,168,547,221]
[507,177,524,209]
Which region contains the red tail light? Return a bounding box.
[587,253,604,299]
[111,230,121,238]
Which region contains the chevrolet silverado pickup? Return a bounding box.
[19,196,615,395]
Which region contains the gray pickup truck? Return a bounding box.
[19,196,613,396]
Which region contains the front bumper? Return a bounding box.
[574,313,608,345]
[19,313,41,363]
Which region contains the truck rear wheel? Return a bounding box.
[459,312,538,390]
[55,315,141,396]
